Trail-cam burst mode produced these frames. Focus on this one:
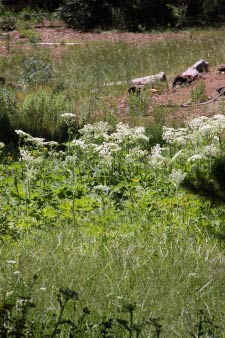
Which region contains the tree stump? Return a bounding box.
[173,59,209,87]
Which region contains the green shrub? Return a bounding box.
[19,29,40,43]
[190,80,208,103]
[21,56,54,87]
[0,87,16,143]
[17,91,74,140]
[0,14,16,32]
[57,0,112,30]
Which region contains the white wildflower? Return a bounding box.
[162,127,187,145]
[33,157,44,166]
[170,169,186,186]
[65,155,78,165]
[93,185,110,194]
[98,154,113,167]
[71,139,87,150]
[187,154,206,162]
[188,116,209,131]
[126,148,148,162]
[111,123,148,144]
[43,141,59,146]
[95,142,121,157]
[79,121,110,142]
[15,130,32,138]
[111,122,131,143]
[20,149,34,163]
[6,260,16,264]
[149,144,166,168]
[6,291,14,297]
[198,124,213,135]
[133,126,149,142]
[29,137,45,146]
[133,126,145,134]
[40,287,47,291]
[202,145,219,157]
[211,114,225,134]
[61,112,76,119]
[25,167,38,181]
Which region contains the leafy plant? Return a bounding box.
[17,90,74,139]
[19,29,40,43]
[21,56,54,87]
[57,0,112,30]
[0,87,16,143]
[0,14,16,32]
[190,80,208,103]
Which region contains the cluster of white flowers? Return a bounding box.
[93,184,110,194]
[162,127,187,145]
[15,130,31,138]
[110,123,148,144]
[65,155,78,166]
[94,142,122,157]
[79,121,110,142]
[187,154,206,162]
[149,144,167,168]
[20,149,34,163]
[187,116,209,131]
[202,144,219,157]
[170,169,186,187]
[125,147,148,164]
[187,114,225,141]
[15,129,46,147]
[71,139,87,150]
[44,141,59,147]
[61,112,76,119]
[30,137,45,147]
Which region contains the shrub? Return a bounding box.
[21,56,54,87]
[16,91,74,140]
[57,0,112,30]
[0,14,16,32]
[0,87,16,143]
[190,80,208,103]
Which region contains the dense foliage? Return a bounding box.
[3,0,225,30]
[56,0,225,31]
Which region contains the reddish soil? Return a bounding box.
[35,23,187,45]
[117,71,225,123]
[0,21,188,56]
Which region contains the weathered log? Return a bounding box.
[106,71,166,88]
[216,86,225,95]
[191,59,209,73]
[35,42,84,46]
[218,64,225,72]
[173,59,208,87]
[0,77,5,85]
[131,72,166,85]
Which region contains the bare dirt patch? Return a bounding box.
[0,21,188,56]
[36,25,187,45]
[117,70,225,124]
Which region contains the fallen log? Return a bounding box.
[106,71,166,88]
[173,59,209,88]
[218,64,225,72]
[181,87,225,108]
